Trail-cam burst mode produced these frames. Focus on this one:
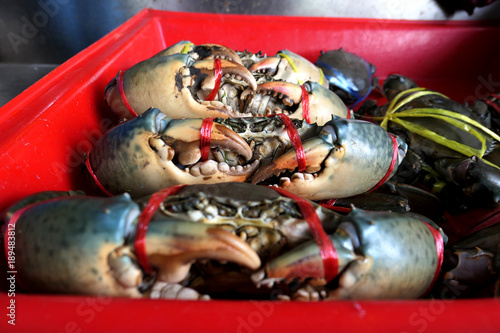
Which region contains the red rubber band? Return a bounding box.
[420,221,444,298]
[268,186,338,282]
[204,58,222,101]
[483,96,500,115]
[134,184,187,275]
[118,71,138,118]
[300,85,311,124]
[84,153,114,197]
[318,199,353,213]
[491,93,500,100]
[367,133,399,193]
[271,114,307,172]
[200,117,214,161]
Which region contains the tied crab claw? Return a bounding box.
[250,117,407,200]
[240,80,350,125]
[105,48,257,119]
[249,49,329,88]
[252,208,447,300]
[4,191,260,298]
[86,108,259,198]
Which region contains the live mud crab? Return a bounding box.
[315,48,377,108]
[358,74,500,211]
[104,41,349,125]
[85,108,407,200]
[3,183,447,300]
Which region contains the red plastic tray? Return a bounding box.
[1,9,499,332]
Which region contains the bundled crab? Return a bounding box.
[358,74,500,212]
[87,41,397,201]
[3,41,498,301]
[4,183,451,300]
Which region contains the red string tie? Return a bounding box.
[204,58,222,102]
[117,70,139,118]
[134,185,187,274]
[268,187,338,282]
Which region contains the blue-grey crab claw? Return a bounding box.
[7,192,260,297]
[253,208,446,300]
[250,117,407,200]
[88,108,259,198]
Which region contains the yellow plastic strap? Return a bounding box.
[318,67,325,86]
[376,89,500,159]
[278,52,303,85]
[180,42,194,54]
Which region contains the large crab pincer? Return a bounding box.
[86,108,259,198]
[254,208,447,300]
[105,43,257,119]
[4,191,260,298]
[251,117,407,200]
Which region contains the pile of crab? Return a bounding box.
[3,41,499,301]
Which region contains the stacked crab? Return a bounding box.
[4,41,498,301]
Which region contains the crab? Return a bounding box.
[85,108,406,200]
[104,41,349,125]
[358,74,500,210]
[315,48,377,108]
[3,183,446,300]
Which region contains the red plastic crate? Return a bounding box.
[0,9,499,332]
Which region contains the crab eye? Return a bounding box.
[319,124,338,144]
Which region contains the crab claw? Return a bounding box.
[241,81,348,125]
[249,50,328,88]
[105,54,256,120]
[250,118,406,200]
[146,216,261,283]
[88,108,259,198]
[161,117,253,165]
[253,209,446,300]
[253,229,356,286]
